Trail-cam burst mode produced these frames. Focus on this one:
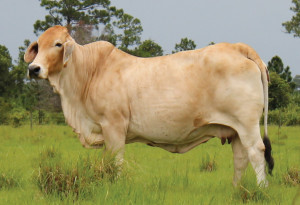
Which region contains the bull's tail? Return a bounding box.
[235,43,274,175]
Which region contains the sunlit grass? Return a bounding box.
[0,125,299,204]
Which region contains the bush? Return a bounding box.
[269,72,292,110]
[267,104,300,126]
[0,97,11,124]
[48,112,65,125]
[9,107,28,127]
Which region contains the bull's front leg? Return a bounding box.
[100,114,128,168]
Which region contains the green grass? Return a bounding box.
[0,125,299,204]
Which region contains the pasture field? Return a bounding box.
[0,125,299,204]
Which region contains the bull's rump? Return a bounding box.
[124,43,264,144]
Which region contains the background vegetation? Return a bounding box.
[0,0,299,128]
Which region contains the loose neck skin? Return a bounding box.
[47,41,116,135]
[48,41,115,102]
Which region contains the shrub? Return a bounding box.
[0,97,11,124]
[48,112,66,125]
[9,107,28,127]
[267,104,300,126]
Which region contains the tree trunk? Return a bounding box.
[30,111,33,130]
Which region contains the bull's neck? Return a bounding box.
[49,41,115,101]
[47,41,115,134]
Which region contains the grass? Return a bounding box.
[0,125,299,204]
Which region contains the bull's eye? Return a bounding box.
[55,43,62,47]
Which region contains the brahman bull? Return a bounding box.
[24,26,274,186]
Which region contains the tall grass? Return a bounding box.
[0,125,299,204]
[34,146,124,198]
[0,169,22,190]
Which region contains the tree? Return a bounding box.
[293,75,300,91]
[0,45,12,97]
[0,97,11,124]
[113,13,143,51]
[21,80,39,128]
[133,40,163,57]
[9,40,30,99]
[282,0,300,37]
[34,1,144,53]
[72,21,95,45]
[99,23,117,45]
[172,38,196,53]
[267,55,295,89]
[33,0,116,35]
[269,72,292,110]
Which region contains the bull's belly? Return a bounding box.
[126,120,237,153]
[127,114,195,143]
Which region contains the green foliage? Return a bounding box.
[293,75,300,91]
[172,37,196,53]
[292,91,300,106]
[0,45,12,97]
[133,39,163,57]
[269,72,292,110]
[34,0,114,35]
[267,93,300,126]
[34,0,145,56]
[9,107,28,127]
[113,13,143,50]
[9,40,30,100]
[21,80,39,112]
[0,97,11,124]
[46,112,66,124]
[268,107,300,126]
[99,23,117,45]
[267,56,295,90]
[282,0,300,38]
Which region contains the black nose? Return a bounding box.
[28,65,41,78]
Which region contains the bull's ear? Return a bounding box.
[63,41,74,66]
[24,41,38,63]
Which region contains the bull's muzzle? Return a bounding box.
[28,65,41,78]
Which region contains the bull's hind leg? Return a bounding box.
[236,124,267,187]
[231,136,249,186]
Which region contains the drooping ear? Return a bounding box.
[24,41,38,63]
[63,41,75,66]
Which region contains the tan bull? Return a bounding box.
[24,25,274,186]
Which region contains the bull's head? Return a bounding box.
[24,26,75,79]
